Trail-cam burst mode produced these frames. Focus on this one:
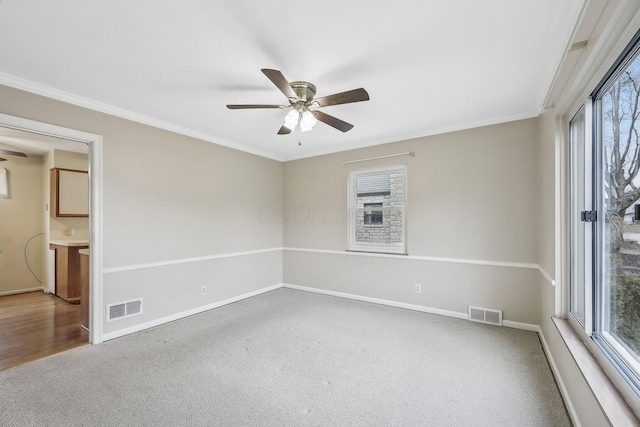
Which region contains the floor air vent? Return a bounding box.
[468,306,503,326]
[107,298,143,322]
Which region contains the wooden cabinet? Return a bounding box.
[79,249,90,330]
[50,243,89,303]
[50,168,89,217]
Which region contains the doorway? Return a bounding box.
[0,113,102,360]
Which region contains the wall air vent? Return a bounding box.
[107,298,143,322]
[468,306,503,326]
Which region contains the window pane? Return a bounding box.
[356,207,403,245]
[363,203,383,225]
[599,51,640,371]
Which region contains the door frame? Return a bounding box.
[0,113,104,344]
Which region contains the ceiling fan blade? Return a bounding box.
[0,148,27,157]
[261,69,297,100]
[226,104,284,109]
[314,88,369,108]
[277,126,292,135]
[313,111,354,132]
[0,157,6,162]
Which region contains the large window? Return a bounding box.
[348,165,407,254]
[571,29,640,398]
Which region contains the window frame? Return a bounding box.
[569,106,589,329]
[569,27,640,411]
[347,164,407,254]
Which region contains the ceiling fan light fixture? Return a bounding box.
[227,69,369,136]
[300,110,317,132]
[283,109,299,131]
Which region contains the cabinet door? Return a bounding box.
[51,168,89,217]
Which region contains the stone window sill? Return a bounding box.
[552,317,640,426]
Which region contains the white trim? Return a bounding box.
[0,72,283,162]
[558,114,570,318]
[102,283,282,341]
[502,320,540,332]
[0,287,47,297]
[103,247,282,274]
[283,283,468,320]
[284,283,542,334]
[103,245,555,283]
[0,113,104,344]
[537,265,556,286]
[583,98,594,335]
[0,112,102,143]
[285,246,544,271]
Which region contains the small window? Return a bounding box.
[348,165,407,254]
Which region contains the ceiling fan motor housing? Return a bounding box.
[289,81,316,103]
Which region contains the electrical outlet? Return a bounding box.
[415,284,421,294]
[63,228,73,236]
[201,285,207,295]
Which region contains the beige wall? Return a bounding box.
[536,111,557,278]
[0,153,46,294]
[284,118,543,325]
[0,84,283,337]
[285,120,539,261]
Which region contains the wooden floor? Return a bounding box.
[0,291,88,372]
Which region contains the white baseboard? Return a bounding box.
[284,283,547,332]
[283,283,469,320]
[0,287,47,297]
[101,283,282,341]
[502,320,540,332]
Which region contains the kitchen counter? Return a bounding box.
[50,239,90,247]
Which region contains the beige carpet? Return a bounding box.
[0,288,571,426]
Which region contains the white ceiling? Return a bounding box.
[0,127,88,157]
[0,1,585,161]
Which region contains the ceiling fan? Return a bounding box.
[0,148,27,162]
[227,69,369,135]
